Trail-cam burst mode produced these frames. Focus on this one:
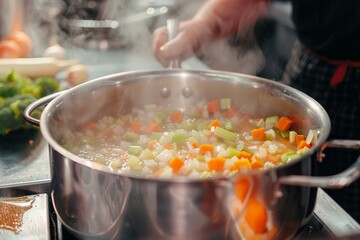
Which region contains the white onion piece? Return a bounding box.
[65,64,89,86]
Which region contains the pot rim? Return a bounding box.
[40,69,331,182]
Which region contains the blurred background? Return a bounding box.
[0,0,295,80]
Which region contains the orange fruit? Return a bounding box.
[0,40,22,58]
[4,31,32,57]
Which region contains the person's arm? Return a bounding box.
[152,0,269,66]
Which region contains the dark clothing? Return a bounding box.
[291,0,360,61]
[282,41,360,222]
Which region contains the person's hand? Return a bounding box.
[152,19,214,67]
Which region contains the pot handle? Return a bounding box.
[278,139,360,189]
[166,19,181,69]
[23,91,64,126]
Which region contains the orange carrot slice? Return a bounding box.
[251,127,265,141]
[245,197,268,234]
[199,144,214,155]
[208,119,221,130]
[171,111,182,123]
[208,157,226,171]
[131,121,142,134]
[250,156,264,169]
[147,122,161,134]
[207,100,220,114]
[169,157,184,173]
[275,116,294,131]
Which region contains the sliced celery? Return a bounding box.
[281,152,300,163]
[224,121,233,130]
[289,131,297,143]
[139,149,155,160]
[172,132,187,143]
[197,155,205,162]
[128,155,142,170]
[128,145,142,156]
[265,115,279,125]
[265,129,275,140]
[257,118,265,128]
[111,159,123,169]
[214,127,236,141]
[124,131,139,142]
[227,148,240,158]
[151,132,161,140]
[95,156,107,165]
[280,130,289,138]
[220,98,232,110]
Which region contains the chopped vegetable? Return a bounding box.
[60,97,318,178]
[207,100,220,114]
[169,157,184,173]
[214,127,236,141]
[245,197,268,234]
[208,157,226,171]
[251,127,265,141]
[275,116,294,131]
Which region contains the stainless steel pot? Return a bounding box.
[24,69,360,240]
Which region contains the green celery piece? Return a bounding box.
[139,149,155,160]
[197,155,205,162]
[124,131,139,142]
[297,146,311,155]
[187,136,199,146]
[111,159,123,169]
[257,118,265,128]
[280,130,290,138]
[128,146,142,156]
[151,132,161,140]
[227,148,240,158]
[281,152,300,163]
[95,156,107,165]
[196,122,208,131]
[214,127,236,142]
[172,132,187,143]
[265,129,275,140]
[224,121,233,131]
[289,131,297,143]
[220,98,232,110]
[128,155,142,170]
[265,115,279,125]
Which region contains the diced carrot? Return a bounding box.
[147,122,161,134]
[250,156,264,169]
[208,119,221,130]
[295,134,305,146]
[238,151,252,159]
[169,157,184,173]
[192,142,199,148]
[121,153,129,160]
[171,111,182,123]
[199,144,214,155]
[245,197,268,234]
[235,178,251,202]
[225,106,237,118]
[164,143,173,150]
[208,157,226,171]
[251,127,265,141]
[207,100,220,114]
[86,121,96,130]
[131,121,142,134]
[147,139,158,150]
[297,140,311,149]
[229,158,252,172]
[154,168,164,177]
[267,154,281,163]
[275,116,294,131]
